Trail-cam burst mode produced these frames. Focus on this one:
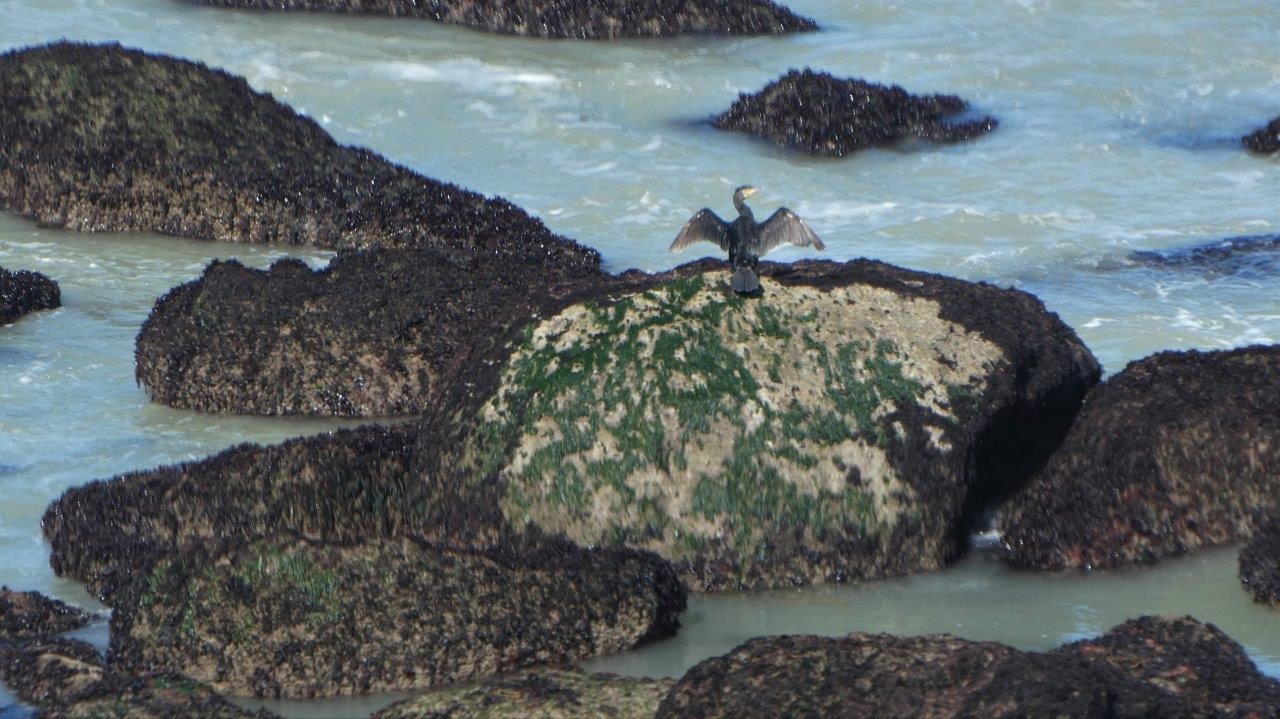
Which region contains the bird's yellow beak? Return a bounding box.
[742,187,758,198]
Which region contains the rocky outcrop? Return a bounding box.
[656,616,1280,718]
[109,533,682,698]
[713,69,998,157]
[1128,233,1280,277]
[0,588,91,639]
[1240,519,1280,607]
[1244,116,1280,154]
[0,637,270,717]
[43,423,424,603]
[0,41,597,268]
[0,266,60,325]
[370,669,672,718]
[135,248,604,417]
[1000,346,1280,570]
[417,260,1099,591]
[190,0,816,39]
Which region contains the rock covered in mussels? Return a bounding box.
[1243,116,1280,154]
[109,533,683,698]
[371,669,674,719]
[419,259,1099,591]
[1240,518,1280,608]
[0,41,597,267]
[0,266,60,325]
[655,616,1280,718]
[999,345,1280,571]
[0,587,91,639]
[190,0,816,39]
[713,69,998,157]
[135,248,604,417]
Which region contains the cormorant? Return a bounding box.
[669,186,824,294]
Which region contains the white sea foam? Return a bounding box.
[378,59,560,96]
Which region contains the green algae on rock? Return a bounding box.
[999,345,1280,571]
[109,534,683,698]
[371,669,673,719]
[0,41,597,269]
[190,0,817,39]
[655,616,1280,718]
[0,265,60,326]
[135,248,604,417]
[422,260,1099,591]
[1239,518,1280,608]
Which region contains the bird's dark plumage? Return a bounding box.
[670,186,824,295]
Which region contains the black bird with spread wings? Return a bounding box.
[670,186,824,294]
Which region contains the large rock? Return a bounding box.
[417,260,1099,590]
[109,533,683,698]
[135,248,604,417]
[713,69,998,157]
[371,669,673,718]
[656,616,1280,718]
[190,0,817,39]
[0,41,597,267]
[0,588,91,640]
[0,637,270,717]
[1000,346,1280,570]
[0,266,60,326]
[1244,116,1280,154]
[1240,518,1280,607]
[43,423,423,603]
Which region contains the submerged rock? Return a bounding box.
[420,260,1099,591]
[0,637,270,717]
[44,423,423,603]
[656,616,1279,718]
[0,266,60,326]
[109,533,683,698]
[0,587,91,640]
[189,0,816,39]
[0,41,597,268]
[371,669,673,718]
[999,345,1280,570]
[1243,116,1280,154]
[1240,519,1280,608]
[713,69,998,157]
[135,248,604,417]
[1128,233,1280,278]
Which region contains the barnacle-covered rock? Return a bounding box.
[0,266,60,326]
[109,534,683,698]
[1240,518,1280,608]
[420,260,1099,590]
[0,41,597,270]
[713,69,998,157]
[370,669,672,718]
[1243,116,1280,154]
[999,345,1280,570]
[0,588,91,640]
[189,0,817,39]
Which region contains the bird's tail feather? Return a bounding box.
[731,267,761,294]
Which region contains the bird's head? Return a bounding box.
[733,185,759,203]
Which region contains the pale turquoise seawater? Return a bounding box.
[1,0,1278,715]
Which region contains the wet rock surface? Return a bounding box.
[0,266,60,326]
[190,0,816,39]
[0,41,597,266]
[135,248,605,417]
[713,69,998,157]
[1240,518,1280,607]
[999,345,1280,570]
[656,616,1280,718]
[44,423,423,603]
[420,259,1099,591]
[109,533,683,698]
[1244,116,1280,154]
[370,669,673,718]
[0,588,91,640]
[1128,233,1280,278]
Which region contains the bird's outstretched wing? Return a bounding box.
[670,209,731,252]
[755,208,825,255]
